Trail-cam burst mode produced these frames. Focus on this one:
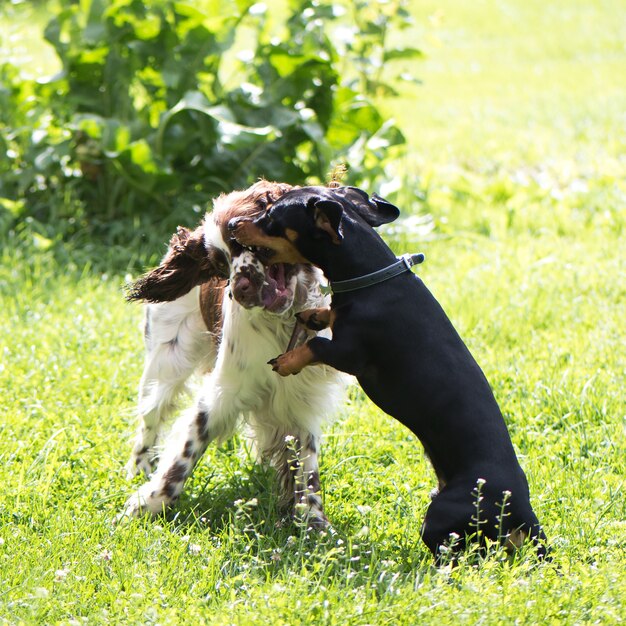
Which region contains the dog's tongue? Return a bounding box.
[261,264,287,308]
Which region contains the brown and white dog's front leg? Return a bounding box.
[125,364,193,479]
[294,433,328,529]
[119,406,211,519]
[277,433,328,529]
[118,397,235,520]
[125,294,215,480]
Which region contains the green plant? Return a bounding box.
[0,0,418,244]
[339,0,422,97]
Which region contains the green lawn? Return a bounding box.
[1,0,625,624]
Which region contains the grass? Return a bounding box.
[1,0,625,623]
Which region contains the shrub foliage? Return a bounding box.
[0,0,420,241]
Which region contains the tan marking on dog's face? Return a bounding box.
[264,238,309,265]
[285,228,299,243]
[232,221,309,264]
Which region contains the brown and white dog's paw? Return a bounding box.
[294,497,331,532]
[124,452,155,481]
[115,485,167,525]
[303,511,332,532]
[114,499,143,526]
[115,493,150,524]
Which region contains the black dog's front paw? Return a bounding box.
[267,349,309,376]
[296,308,330,331]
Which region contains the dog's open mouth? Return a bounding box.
[261,263,293,312]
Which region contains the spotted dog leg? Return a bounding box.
[284,433,328,530]
[125,368,191,480]
[119,399,234,520]
[125,299,214,480]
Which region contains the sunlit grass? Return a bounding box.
[388,0,626,164]
[1,181,623,622]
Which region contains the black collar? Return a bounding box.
[328,253,425,294]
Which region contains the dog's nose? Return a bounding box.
[236,277,252,294]
[232,276,258,308]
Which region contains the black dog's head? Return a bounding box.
[230,186,400,266]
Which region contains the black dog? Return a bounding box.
[230,185,547,562]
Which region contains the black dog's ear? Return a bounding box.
[341,187,400,227]
[125,225,229,303]
[312,199,344,244]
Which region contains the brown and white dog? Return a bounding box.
[119,181,346,527]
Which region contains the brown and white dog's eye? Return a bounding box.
[214,249,230,275]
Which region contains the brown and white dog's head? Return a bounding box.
[126,180,314,315]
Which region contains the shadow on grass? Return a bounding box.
[171,462,289,533]
[124,456,432,578]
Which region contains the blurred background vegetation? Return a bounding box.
[1,0,624,271]
[0,0,421,266]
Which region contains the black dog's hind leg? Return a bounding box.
[421,479,548,563]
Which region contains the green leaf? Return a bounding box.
[32,232,53,250]
[8,0,411,226]
[157,91,277,155]
[34,146,58,172]
[383,47,423,62]
[0,197,25,216]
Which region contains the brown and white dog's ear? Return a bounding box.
[340,187,400,227]
[125,225,229,303]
